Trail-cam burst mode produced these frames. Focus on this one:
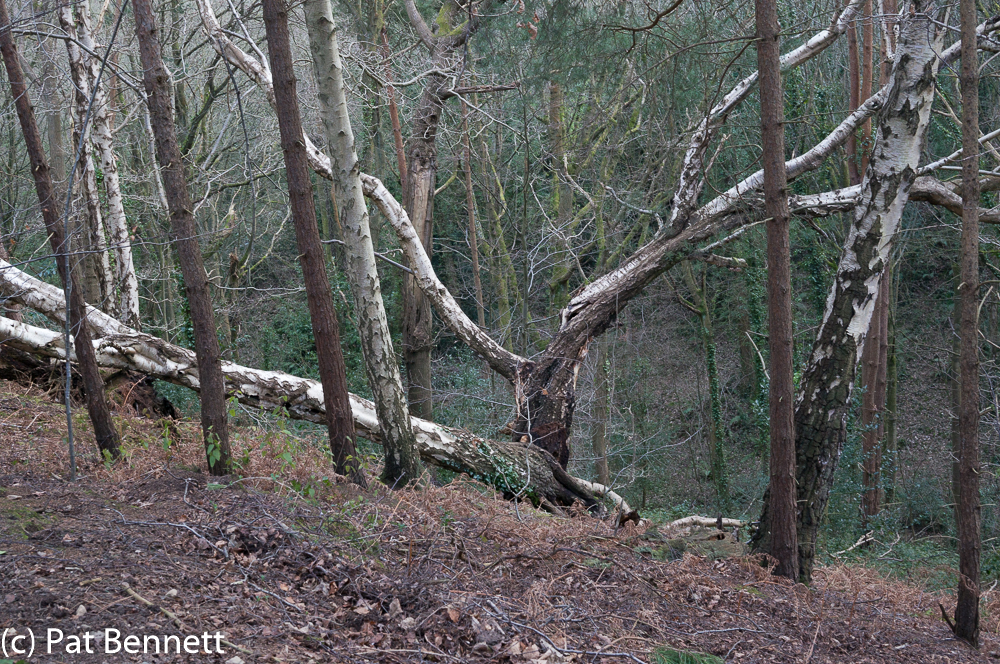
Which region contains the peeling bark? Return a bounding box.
[756,0,945,582]
[60,5,112,310]
[0,260,630,513]
[71,2,140,328]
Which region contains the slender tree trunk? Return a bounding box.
[61,4,112,311]
[0,0,120,458]
[592,336,610,486]
[755,0,944,582]
[955,0,981,642]
[884,267,898,501]
[861,270,889,524]
[262,0,362,484]
[401,77,441,420]
[756,0,798,582]
[681,262,729,511]
[399,0,473,422]
[462,99,486,328]
[303,0,420,487]
[860,0,874,174]
[846,2,862,186]
[381,29,407,196]
[548,81,574,311]
[72,1,141,329]
[133,0,230,475]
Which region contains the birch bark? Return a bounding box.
[755,0,945,581]
[303,0,421,486]
[73,2,141,328]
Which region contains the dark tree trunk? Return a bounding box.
[955,0,981,643]
[756,0,798,582]
[591,337,610,486]
[859,0,874,174]
[401,76,443,421]
[0,0,120,459]
[754,0,944,583]
[133,0,230,475]
[846,3,862,186]
[861,272,890,524]
[262,0,362,484]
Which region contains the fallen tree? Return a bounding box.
[0,259,632,516]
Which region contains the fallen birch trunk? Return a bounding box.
[0,261,632,514]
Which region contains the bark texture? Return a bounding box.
[756,0,944,582]
[0,0,120,458]
[955,0,981,643]
[756,0,798,582]
[72,2,140,328]
[0,260,632,515]
[262,0,362,484]
[133,0,230,475]
[61,4,112,310]
[860,272,889,523]
[302,0,420,486]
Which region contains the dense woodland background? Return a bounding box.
[0,0,997,585]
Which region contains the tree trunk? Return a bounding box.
[72,1,141,329]
[846,3,862,186]
[401,77,441,421]
[756,0,944,582]
[884,268,898,501]
[0,0,120,458]
[756,0,798,582]
[262,0,362,485]
[860,0,874,174]
[0,262,632,515]
[681,262,729,511]
[61,4,112,311]
[860,271,890,524]
[381,29,407,196]
[462,99,486,329]
[548,81,574,311]
[398,0,475,422]
[955,0,981,642]
[592,336,610,486]
[133,0,230,475]
[303,0,420,487]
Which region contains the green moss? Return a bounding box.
[653,648,723,664]
[0,500,55,538]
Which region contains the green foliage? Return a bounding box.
[653,647,724,664]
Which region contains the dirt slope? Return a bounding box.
[0,379,995,663]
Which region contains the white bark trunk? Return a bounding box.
[61,4,111,308]
[0,259,630,513]
[74,3,141,328]
[303,0,420,482]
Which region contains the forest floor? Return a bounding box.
[0,378,997,663]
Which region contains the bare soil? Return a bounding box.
[0,379,996,663]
